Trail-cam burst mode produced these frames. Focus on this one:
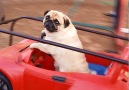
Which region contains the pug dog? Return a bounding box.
[30,10,91,73]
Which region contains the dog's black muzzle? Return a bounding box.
[44,20,57,32]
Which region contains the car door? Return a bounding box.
[22,62,72,90]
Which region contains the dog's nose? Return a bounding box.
[44,21,57,32]
[44,22,49,28]
[44,21,53,30]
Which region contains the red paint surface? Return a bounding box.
[0,39,128,90]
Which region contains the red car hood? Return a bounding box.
[0,39,34,61]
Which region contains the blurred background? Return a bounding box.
[0,0,128,52]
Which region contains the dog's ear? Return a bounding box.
[44,10,50,16]
[63,17,70,28]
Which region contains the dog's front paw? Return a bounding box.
[30,43,37,49]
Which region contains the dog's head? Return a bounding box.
[43,10,71,33]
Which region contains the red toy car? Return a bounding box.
[0,38,128,90]
[0,16,128,90]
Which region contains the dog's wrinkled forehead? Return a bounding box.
[44,10,63,21]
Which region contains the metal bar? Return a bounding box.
[115,0,127,53]
[0,29,128,65]
[114,0,120,29]
[0,16,42,25]
[73,22,113,31]
[76,26,129,41]
[0,16,42,46]
[0,16,128,41]
[9,21,16,46]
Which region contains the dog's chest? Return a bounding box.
[44,35,82,56]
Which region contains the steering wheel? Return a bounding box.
[28,32,47,67]
[28,49,55,70]
[29,49,45,67]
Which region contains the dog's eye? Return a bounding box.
[46,15,50,20]
[54,19,60,25]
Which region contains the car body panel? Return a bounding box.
[0,39,128,90]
